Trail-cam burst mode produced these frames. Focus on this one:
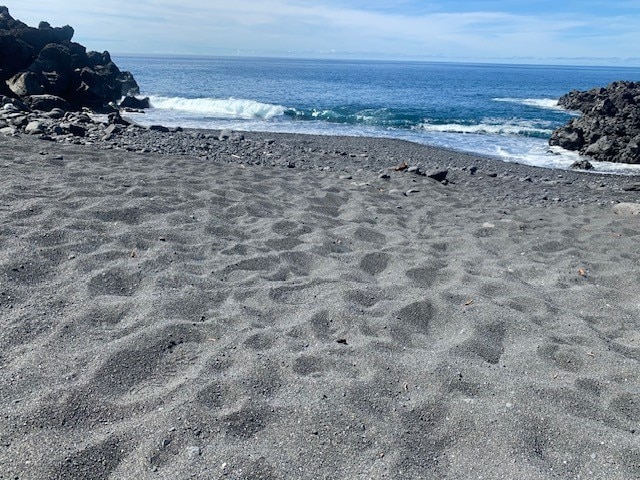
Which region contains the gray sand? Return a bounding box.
[0,132,638,479]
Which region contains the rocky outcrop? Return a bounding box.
[0,6,140,111]
[120,95,150,109]
[550,81,640,164]
[0,91,178,141]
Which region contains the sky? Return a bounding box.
[4,1,640,65]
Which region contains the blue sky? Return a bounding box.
[5,1,640,65]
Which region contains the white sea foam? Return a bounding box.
[148,96,287,120]
[122,110,640,175]
[125,97,639,175]
[404,130,640,175]
[417,120,553,137]
[309,109,339,119]
[492,97,569,112]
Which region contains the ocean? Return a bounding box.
[114,55,640,174]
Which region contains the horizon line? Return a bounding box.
[109,51,640,69]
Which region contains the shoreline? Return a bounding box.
[119,111,639,175]
[52,123,640,205]
[1,128,639,478]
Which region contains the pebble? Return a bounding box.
[25,121,44,135]
[186,446,202,458]
[612,202,640,216]
[2,103,19,113]
[426,169,448,182]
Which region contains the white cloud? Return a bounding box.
[4,1,640,63]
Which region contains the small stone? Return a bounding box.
[378,173,390,179]
[25,121,44,135]
[2,103,19,113]
[46,108,65,119]
[0,126,17,135]
[186,446,201,458]
[613,202,640,216]
[426,169,448,182]
[570,159,594,170]
[149,124,169,133]
[104,124,121,137]
[68,124,86,137]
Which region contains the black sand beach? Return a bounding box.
[1,131,639,479]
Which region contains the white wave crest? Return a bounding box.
[148,96,287,120]
[417,121,553,137]
[493,97,566,111]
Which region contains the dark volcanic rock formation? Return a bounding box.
[0,6,139,110]
[549,81,640,164]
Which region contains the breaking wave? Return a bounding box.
[148,96,288,120]
[492,97,568,111]
[416,119,554,138]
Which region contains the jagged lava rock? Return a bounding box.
[550,81,640,164]
[0,6,139,110]
[119,95,150,109]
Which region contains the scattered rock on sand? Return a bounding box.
[570,159,594,170]
[426,169,448,182]
[24,120,43,134]
[622,183,640,192]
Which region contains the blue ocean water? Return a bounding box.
[114,55,640,173]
